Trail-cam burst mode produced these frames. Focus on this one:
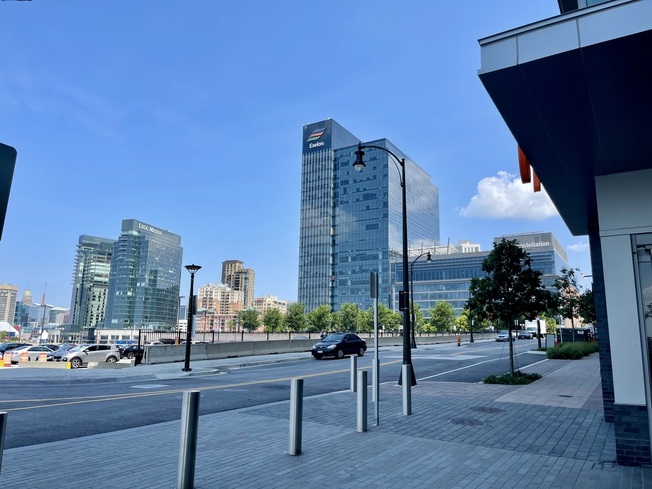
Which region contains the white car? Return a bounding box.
[10,345,56,364]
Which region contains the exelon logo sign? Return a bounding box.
[306,127,326,149]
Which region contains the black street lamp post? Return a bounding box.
[410,251,432,348]
[354,142,416,386]
[182,264,201,372]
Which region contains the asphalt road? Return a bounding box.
[0,338,548,449]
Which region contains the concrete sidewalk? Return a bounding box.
[2,353,651,488]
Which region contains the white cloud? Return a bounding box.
[567,242,589,253]
[459,171,558,221]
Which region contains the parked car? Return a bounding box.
[495,330,511,342]
[60,344,121,368]
[311,333,367,359]
[121,344,144,359]
[517,330,533,340]
[10,345,56,364]
[47,343,76,361]
[0,342,30,354]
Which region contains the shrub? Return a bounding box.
[483,370,542,385]
[546,341,598,359]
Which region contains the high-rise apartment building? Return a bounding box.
[298,119,440,312]
[104,219,182,331]
[0,284,18,324]
[253,295,288,315]
[69,235,114,333]
[221,260,255,307]
[221,260,243,284]
[197,282,244,332]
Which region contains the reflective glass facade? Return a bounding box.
[104,219,182,331]
[69,235,114,331]
[395,232,570,316]
[298,119,440,312]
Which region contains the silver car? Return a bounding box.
[61,344,121,368]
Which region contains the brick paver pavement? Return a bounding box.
[1,352,651,488]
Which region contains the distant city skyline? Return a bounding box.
[0,2,592,311]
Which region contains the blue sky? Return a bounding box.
[0,1,592,310]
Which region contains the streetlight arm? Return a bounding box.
[356,143,405,186]
[353,140,416,386]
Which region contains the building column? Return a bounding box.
[588,225,614,422]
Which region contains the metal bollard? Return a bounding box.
[177,391,201,489]
[402,365,412,416]
[0,412,6,474]
[372,358,380,426]
[357,370,368,433]
[350,355,357,392]
[288,378,303,455]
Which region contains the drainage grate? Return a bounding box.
[470,406,505,414]
[449,418,486,426]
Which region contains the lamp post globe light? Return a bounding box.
[182,264,201,372]
[410,251,432,349]
[354,142,417,386]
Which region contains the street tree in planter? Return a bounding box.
[553,268,582,341]
[467,239,553,375]
[579,288,596,325]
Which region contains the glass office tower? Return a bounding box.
[104,219,182,331]
[396,231,570,316]
[69,235,114,333]
[298,119,440,312]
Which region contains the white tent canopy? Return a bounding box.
[0,321,19,335]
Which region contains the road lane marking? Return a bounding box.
[416,352,548,381]
[0,359,403,412]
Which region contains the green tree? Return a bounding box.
[239,308,260,332]
[357,307,374,333]
[338,303,361,332]
[553,268,582,335]
[285,303,306,332]
[306,305,332,333]
[455,308,470,333]
[539,313,558,336]
[262,308,284,333]
[412,302,426,333]
[427,301,456,334]
[579,288,596,325]
[377,304,401,333]
[467,238,553,375]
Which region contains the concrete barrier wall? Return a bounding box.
[143,333,494,365]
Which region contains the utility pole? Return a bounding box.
[39,283,47,340]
